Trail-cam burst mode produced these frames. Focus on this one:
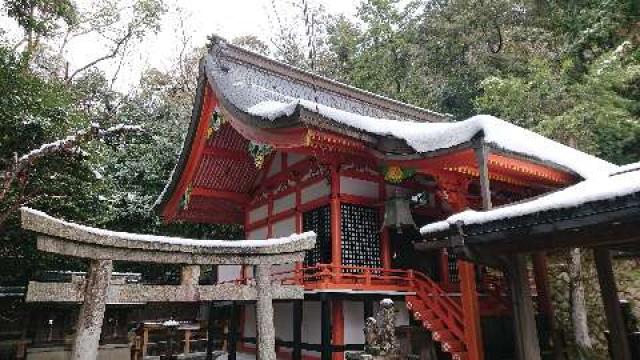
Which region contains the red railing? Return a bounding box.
[273,264,414,292]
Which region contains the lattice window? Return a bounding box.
[341,204,381,268]
[302,206,331,266]
[448,253,459,283]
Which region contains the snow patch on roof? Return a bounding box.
[248,99,615,179]
[420,167,640,235]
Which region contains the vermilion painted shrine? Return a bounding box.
[23,35,640,360]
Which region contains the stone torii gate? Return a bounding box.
[21,207,316,360]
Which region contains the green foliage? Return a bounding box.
[5,0,77,37]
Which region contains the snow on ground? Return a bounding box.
[420,166,640,235]
[248,100,615,179]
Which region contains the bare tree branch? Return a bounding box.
[65,26,135,82]
[1,123,143,203]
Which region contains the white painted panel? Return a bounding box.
[272,216,296,238]
[302,301,321,344]
[287,152,307,166]
[249,204,268,223]
[274,193,295,214]
[344,301,365,344]
[267,152,282,177]
[274,302,294,341]
[340,176,378,198]
[247,226,268,240]
[301,180,330,203]
[217,265,242,282]
[243,303,256,338]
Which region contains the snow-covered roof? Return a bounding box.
[204,37,615,179]
[248,101,615,179]
[420,165,640,236]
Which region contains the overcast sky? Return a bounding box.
[1,0,360,90]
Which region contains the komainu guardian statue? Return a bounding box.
[348,298,399,360]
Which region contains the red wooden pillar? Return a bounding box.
[379,176,392,269]
[330,164,342,273]
[459,260,484,360]
[332,299,344,360]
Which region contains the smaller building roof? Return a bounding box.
[420,163,640,253]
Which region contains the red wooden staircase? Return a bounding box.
[270,265,485,359]
[406,271,468,360]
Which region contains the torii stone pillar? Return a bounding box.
[255,264,276,360]
[21,207,315,360]
[71,259,113,360]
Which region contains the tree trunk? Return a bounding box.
[568,248,592,357]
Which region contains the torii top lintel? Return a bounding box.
[155,35,615,224]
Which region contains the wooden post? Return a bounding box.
[184,329,192,354]
[332,299,344,360]
[206,302,216,360]
[380,228,392,269]
[330,164,342,272]
[293,300,303,360]
[228,302,239,360]
[321,295,332,360]
[455,139,491,360]
[507,255,541,360]
[364,298,373,320]
[474,141,492,210]
[532,253,563,359]
[594,248,631,360]
[458,260,484,360]
[255,264,276,360]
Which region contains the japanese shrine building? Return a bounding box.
[155,36,618,360]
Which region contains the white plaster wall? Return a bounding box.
[344,301,365,344]
[274,193,295,214]
[249,204,268,223]
[274,302,294,342]
[340,176,379,198]
[287,152,306,166]
[247,226,267,240]
[301,180,330,203]
[217,265,242,282]
[267,152,282,177]
[272,216,296,237]
[271,215,296,278]
[302,301,321,344]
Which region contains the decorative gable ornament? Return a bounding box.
[382,165,415,184]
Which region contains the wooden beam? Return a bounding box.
[594,248,632,360]
[507,255,541,360]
